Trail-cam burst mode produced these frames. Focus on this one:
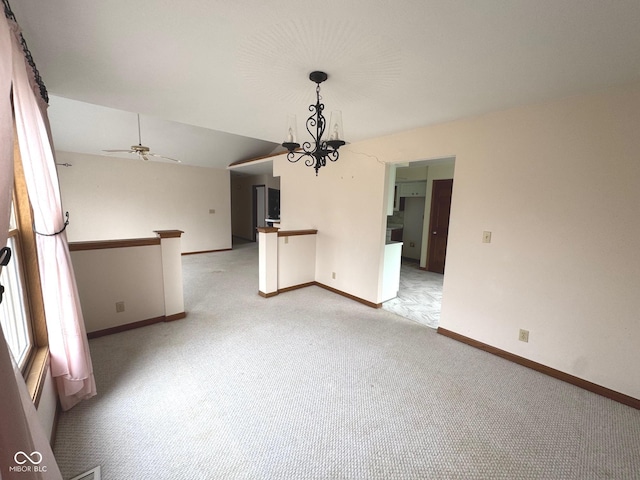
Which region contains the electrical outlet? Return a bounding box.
[332,272,336,279]
[284,237,289,244]
[116,301,125,313]
[483,231,492,243]
[518,329,529,343]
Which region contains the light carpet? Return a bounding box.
[53,242,640,479]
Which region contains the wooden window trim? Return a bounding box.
[13,132,50,406]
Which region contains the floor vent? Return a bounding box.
[69,466,101,480]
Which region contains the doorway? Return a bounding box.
[382,158,454,329]
[252,185,266,242]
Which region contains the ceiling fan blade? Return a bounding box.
[148,152,181,163]
[102,115,180,163]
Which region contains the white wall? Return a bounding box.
[56,151,231,253]
[36,365,57,442]
[355,81,640,399]
[277,235,316,289]
[71,245,165,333]
[274,150,388,303]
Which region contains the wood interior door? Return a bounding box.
[427,179,453,274]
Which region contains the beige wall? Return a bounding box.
[363,82,640,399]
[274,81,640,399]
[56,151,231,253]
[274,149,388,303]
[71,245,165,333]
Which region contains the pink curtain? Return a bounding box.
[10,20,96,410]
[0,10,12,236]
[0,14,63,480]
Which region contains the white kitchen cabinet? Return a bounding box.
[399,181,427,197]
[395,166,428,182]
[381,241,402,302]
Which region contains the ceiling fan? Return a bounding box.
[103,114,181,163]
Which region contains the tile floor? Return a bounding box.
[382,258,444,329]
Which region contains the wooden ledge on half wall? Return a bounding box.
[69,237,160,251]
[256,226,280,234]
[69,230,184,251]
[277,229,318,237]
[154,229,184,239]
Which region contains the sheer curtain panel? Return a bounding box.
[10,16,96,411]
[0,12,63,480]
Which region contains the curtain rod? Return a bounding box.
[2,0,49,103]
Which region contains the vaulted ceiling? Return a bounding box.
[11,0,640,172]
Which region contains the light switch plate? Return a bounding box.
[482,231,492,243]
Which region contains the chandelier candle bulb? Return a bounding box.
[284,115,298,148]
[330,125,338,141]
[328,111,344,141]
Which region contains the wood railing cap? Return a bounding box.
[69,237,160,251]
[256,227,280,234]
[277,229,318,237]
[154,230,184,239]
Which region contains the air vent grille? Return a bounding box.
[69,466,101,480]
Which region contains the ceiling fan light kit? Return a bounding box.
[282,71,345,175]
[102,114,181,163]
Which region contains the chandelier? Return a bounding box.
[282,71,345,175]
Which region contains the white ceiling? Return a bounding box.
[11,0,640,173]
[47,96,278,169]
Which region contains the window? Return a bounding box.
[0,199,35,371]
[0,135,50,405]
